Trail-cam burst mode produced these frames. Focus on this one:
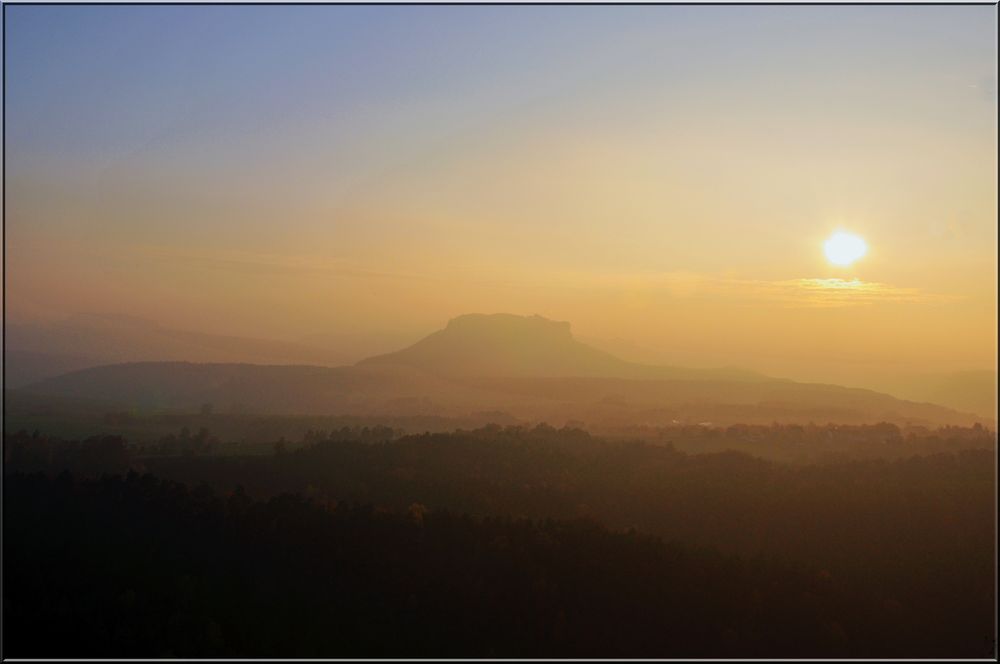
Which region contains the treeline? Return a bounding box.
[149,424,994,647]
[4,470,991,658]
[3,432,132,476]
[3,388,472,446]
[6,385,993,462]
[4,425,995,657]
[6,425,995,572]
[598,421,996,463]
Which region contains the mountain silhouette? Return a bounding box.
[3,313,364,386]
[360,313,769,382]
[14,313,989,427]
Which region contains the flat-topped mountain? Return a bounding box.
[13,314,990,427]
[360,313,768,382]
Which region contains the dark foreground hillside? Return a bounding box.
[4,471,993,658]
[3,424,995,658]
[132,425,994,586]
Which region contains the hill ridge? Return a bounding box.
[359,312,769,382]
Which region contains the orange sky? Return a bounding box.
[5,5,997,385]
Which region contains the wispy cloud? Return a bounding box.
[129,247,961,308]
[749,278,954,307]
[580,272,958,308]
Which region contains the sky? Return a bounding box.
[4,4,997,383]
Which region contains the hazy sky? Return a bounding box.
[5,5,997,380]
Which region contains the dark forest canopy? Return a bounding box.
[3,423,995,658]
[3,469,994,658]
[3,389,994,462]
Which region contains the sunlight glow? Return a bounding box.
[824,232,868,266]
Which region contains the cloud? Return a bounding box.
[754,278,954,307]
[129,248,960,309]
[583,272,958,308]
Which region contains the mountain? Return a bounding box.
[13,313,991,428]
[3,313,355,387]
[359,313,769,382]
[16,362,486,416]
[3,350,102,388]
[863,370,997,421]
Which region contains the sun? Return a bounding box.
[824,231,867,266]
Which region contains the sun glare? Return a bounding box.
[824,231,867,266]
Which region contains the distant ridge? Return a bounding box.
[359,313,770,382]
[3,313,359,386]
[14,313,989,428]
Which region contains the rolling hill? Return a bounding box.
[14,313,991,427]
[3,313,356,387]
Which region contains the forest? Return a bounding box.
[3,422,995,657]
